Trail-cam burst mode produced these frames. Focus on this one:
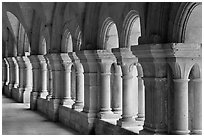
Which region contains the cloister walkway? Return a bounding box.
[2,95,78,135]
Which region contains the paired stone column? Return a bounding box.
[16,56,26,102]
[38,55,49,98]
[72,62,84,111]
[136,64,145,121]
[97,62,114,118]
[111,64,122,114]
[191,78,202,134]
[45,57,53,100]
[7,57,15,97]
[171,78,190,134]
[46,54,64,121]
[165,43,201,135]
[112,48,139,128]
[2,59,7,87]
[23,56,33,103]
[13,57,19,88]
[60,53,74,107]
[4,59,10,86]
[29,55,41,110]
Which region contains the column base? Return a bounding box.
[30,91,39,110]
[136,117,145,121]
[112,108,122,114]
[117,118,141,128]
[170,130,190,135]
[61,98,74,108]
[46,94,52,100]
[72,102,84,111]
[8,83,14,90]
[97,111,120,119]
[39,91,48,99]
[14,83,19,88]
[191,129,202,135]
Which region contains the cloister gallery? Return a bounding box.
[2,2,202,135]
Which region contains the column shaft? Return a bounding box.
[111,73,122,114]
[72,71,84,110]
[13,58,19,88]
[171,79,190,134]
[137,77,145,121]
[192,78,202,134]
[100,73,112,112]
[117,68,139,127]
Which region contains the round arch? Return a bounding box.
[171,2,201,43]
[122,10,141,48]
[61,29,73,53]
[99,17,119,50]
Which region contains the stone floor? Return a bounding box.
[2,95,78,135]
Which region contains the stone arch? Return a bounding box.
[39,25,50,54]
[171,2,201,43]
[74,26,82,51]
[24,32,31,56]
[61,29,73,53]
[188,63,201,79]
[122,10,141,48]
[39,37,47,55]
[99,17,119,50]
[184,4,202,43]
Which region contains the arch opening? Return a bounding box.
[184,4,202,43]
[61,29,73,53]
[100,18,119,50]
[123,10,141,48]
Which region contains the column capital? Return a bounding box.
[6,57,15,67]
[112,48,137,67]
[59,53,73,71]
[45,53,64,71]
[29,55,41,69]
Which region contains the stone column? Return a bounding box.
[23,56,33,103]
[117,64,139,127]
[29,55,41,110]
[191,78,202,134]
[97,62,114,119]
[16,57,26,102]
[46,54,64,121]
[171,79,190,135]
[38,55,49,98]
[136,75,145,121]
[72,63,84,111]
[111,65,122,114]
[13,57,19,88]
[45,57,53,100]
[2,59,7,86]
[5,59,10,86]
[7,57,15,97]
[60,53,74,107]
